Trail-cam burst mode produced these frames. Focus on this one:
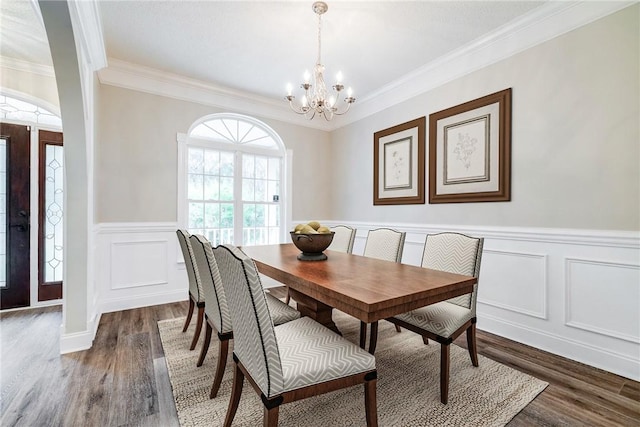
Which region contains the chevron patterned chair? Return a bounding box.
[213,244,378,427]
[387,232,484,404]
[176,229,206,351]
[329,225,357,254]
[361,228,407,344]
[189,235,300,399]
[362,227,405,262]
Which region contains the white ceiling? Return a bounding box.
[96,1,545,101]
[0,1,632,129]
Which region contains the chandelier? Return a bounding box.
[285,1,355,121]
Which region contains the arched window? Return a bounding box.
[178,114,288,246]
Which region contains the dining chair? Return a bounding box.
[213,244,378,427]
[362,227,405,262]
[361,228,406,345]
[176,229,206,351]
[387,232,484,404]
[329,225,357,254]
[189,235,300,399]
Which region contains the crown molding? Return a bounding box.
[345,1,636,127]
[98,59,332,131]
[0,56,54,77]
[67,0,107,70]
[97,1,635,132]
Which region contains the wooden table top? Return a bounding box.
[242,244,477,323]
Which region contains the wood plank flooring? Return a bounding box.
[1,294,638,426]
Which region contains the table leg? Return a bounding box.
[360,321,367,348]
[288,288,341,335]
[368,321,379,355]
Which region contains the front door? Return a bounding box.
[1,123,31,309]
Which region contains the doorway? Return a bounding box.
[1,123,31,309]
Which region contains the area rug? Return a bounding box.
[158,311,547,426]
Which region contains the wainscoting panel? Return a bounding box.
[319,220,640,381]
[110,240,169,290]
[479,250,548,319]
[96,223,187,315]
[565,257,640,343]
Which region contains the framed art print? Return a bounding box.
[429,88,512,203]
[374,117,426,205]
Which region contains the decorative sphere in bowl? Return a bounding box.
[290,231,335,261]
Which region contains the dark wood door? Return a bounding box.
[1,123,31,309]
[38,130,63,301]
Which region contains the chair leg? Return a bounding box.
[422,336,429,345]
[394,325,402,333]
[197,322,213,367]
[189,305,205,351]
[210,338,230,398]
[263,405,280,427]
[440,344,450,404]
[466,323,479,367]
[284,286,291,305]
[223,362,245,427]
[364,377,378,427]
[183,297,195,332]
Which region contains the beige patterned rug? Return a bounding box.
[158,311,547,426]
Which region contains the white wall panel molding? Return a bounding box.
[96,221,187,315]
[565,257,640,344]
[110,240,169,290]
[478,250,548,319]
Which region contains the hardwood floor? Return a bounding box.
[1,294,638,426]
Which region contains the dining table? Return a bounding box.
[242,243,477,354]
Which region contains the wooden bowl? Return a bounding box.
[289,231,335,261]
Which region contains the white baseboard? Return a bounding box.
[478,313,640,381]
[100,289,187,314]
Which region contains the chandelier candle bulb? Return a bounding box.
[287,84,293,96]
[284,1,356,121]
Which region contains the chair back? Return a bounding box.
[421,232,484,312]
[363,228,406,262]
[212,244,284,397]
[329,225,356,254]
[176,229,204,303]
[189,235,232,334]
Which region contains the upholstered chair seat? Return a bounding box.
[392,301,474,338]
[189,234,300,399]
[275,317,376,392]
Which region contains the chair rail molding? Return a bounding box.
[314,220,640,381]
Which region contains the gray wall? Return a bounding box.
[96,85,332,223]
[329,6,639,231]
